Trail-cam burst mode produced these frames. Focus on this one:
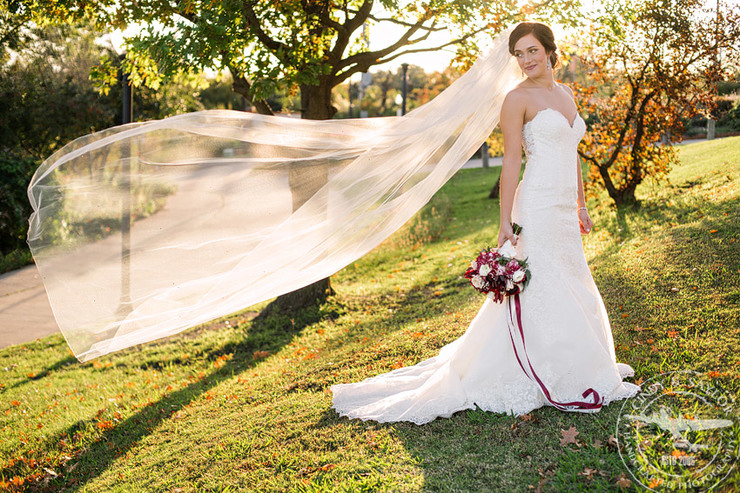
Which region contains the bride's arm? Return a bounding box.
[561,83,594,235]
[576,155,593,234]
[498,91,525,247]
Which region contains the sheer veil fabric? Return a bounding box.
[27,27,524,362]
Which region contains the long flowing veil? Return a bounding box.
[27,26,523,362]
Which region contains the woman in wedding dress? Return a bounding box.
[329,22,641,425]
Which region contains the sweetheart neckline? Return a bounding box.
[523,107,582,130]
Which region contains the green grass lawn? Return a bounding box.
[1,137,738,492]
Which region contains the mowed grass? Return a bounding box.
[1,137,738,492]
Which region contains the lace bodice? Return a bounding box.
[518,107,586,207]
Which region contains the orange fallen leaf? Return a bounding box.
[560,426,579,446]
[615,473,632,488]
[607,435,619,449]
[578,467,597,480]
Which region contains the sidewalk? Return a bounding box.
[462,156,503,169]
[0,263,59,349]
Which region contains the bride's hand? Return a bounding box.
[578,208,593,234]
[498,222,517,247]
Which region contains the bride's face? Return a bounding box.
[513,34,550,77]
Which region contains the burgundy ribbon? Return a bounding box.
[506,293,604,412]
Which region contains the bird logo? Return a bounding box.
[624,406,733,453]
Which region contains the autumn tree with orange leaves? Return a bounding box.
[573,0,740,206]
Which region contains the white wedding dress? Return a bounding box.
[330,107,642,425]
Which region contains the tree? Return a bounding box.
[26,0,579,312]
[0,15,210,263]
[572,0,740,206]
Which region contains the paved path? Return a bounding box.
[0,263,59,349]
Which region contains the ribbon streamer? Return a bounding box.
[506,293,605,412]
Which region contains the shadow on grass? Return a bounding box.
[312,394,628,491]
[3,354,78,392]
[588,191,739,376]
[0,300,343,490]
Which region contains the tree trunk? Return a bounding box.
[269,78,337,312]
[488,174,501,199]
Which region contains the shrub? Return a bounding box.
[0,153,38,255]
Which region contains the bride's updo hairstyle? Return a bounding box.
[508,22,560,69]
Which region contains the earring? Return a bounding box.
[547,59,551,70]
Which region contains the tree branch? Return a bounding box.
[0,15,28,48]
[228,65,275,116]
[300,0,345,36]
[175,10,199,24]
[328,0,372,66]
[335,16,434,74]
[344,0,373,35]
[365,14,446,31]
[628,90,656,187]
[333,23,490,86]
[243,1,288,58]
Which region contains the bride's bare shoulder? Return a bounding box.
[557,82,575,98]
[505,83,530,99]
[502,87,527,118]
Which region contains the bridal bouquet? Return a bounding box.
[463,223,530,303]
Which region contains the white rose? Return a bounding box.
[470,260,477,270]
[512,270,525,283]
[471,275,484,289]
[479,264,492,276]
[505,279,514,291]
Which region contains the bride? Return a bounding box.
[329,22,641,425]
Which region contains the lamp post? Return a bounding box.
[401,63,409,115]
[707,0,720,140]
[118,55,133,314]
[348,76,353,118]
[395,94,403,116]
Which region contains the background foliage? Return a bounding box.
[572,0,740,206]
